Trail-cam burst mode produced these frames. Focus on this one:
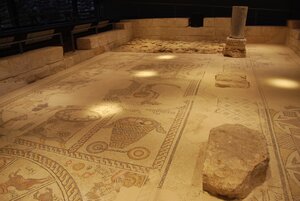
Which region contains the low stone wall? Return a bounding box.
[0,46,65,95]
[125,18,287,44]
[76,22,133,51]
[0,22,133,96]
[0,45,105,96]
[286,20,300,56]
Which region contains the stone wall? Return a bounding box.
[0,22,133,96]
[0,45,105,96]
[0,46,65,95]
[76,22,133,51]
[125,18,287,44]
[286,20,300,56]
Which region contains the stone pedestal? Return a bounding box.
[223,37,247,58]
[223,6,248,58]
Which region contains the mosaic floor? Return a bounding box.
[0,43,299,201]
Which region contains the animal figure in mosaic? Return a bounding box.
[85,171,146,200]
[111,170,146,192]
[133,83,180,105]
[273,107,300,136]
[104,80,141,102]
[0,169,50,194]
[103,80,180,105]
[33,188,54,201]
[0,110,28,138]
[106,117,166,149]
[24,108,100,147]
[0,110,28,128]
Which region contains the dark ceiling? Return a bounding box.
[112,0,300,25]
[0,0,299,37]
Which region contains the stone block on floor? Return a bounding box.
[203,124,269,199]
[215,72,250,88]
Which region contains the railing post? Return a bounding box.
[71,32,75,52]
[59,33,64,46]
[174,5,177,18]
[18,42,23,53]
[254,10,258,25]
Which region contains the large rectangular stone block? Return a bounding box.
[215,28,231,37]
[128,18,188,28]
[116,22,133,30]
[0,78,26,96]
[204,18,231,28]
[43,46,64,64]
[0,59,10,80]
[77,36,99,50]
[246,36,266,43]
[7,54,31,77]
[0,46,63,81]
[26,49,47,70]
[152,18,189,27]
[290,29,300,40]
[287,20,300,29]
[262,27,287,44]
[245,26,263,37]
[132,19,154,27]
[174,35,213,42]
[79,50,95,61]
[158,27,185,38]
[203,18,215,27]
[184,27,215,36]
[215,18,231,28]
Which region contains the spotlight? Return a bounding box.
[90,103,122,117]
[266,78,300,89]
[156,55,176,60]
[133,70,158,78]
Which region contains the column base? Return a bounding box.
[223,37,247,58]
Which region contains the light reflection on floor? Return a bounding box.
[265,78,300,89]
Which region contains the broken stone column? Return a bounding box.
[223,6,248,58]
[203,124,269,199]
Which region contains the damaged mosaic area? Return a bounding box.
[114,39,225,54]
